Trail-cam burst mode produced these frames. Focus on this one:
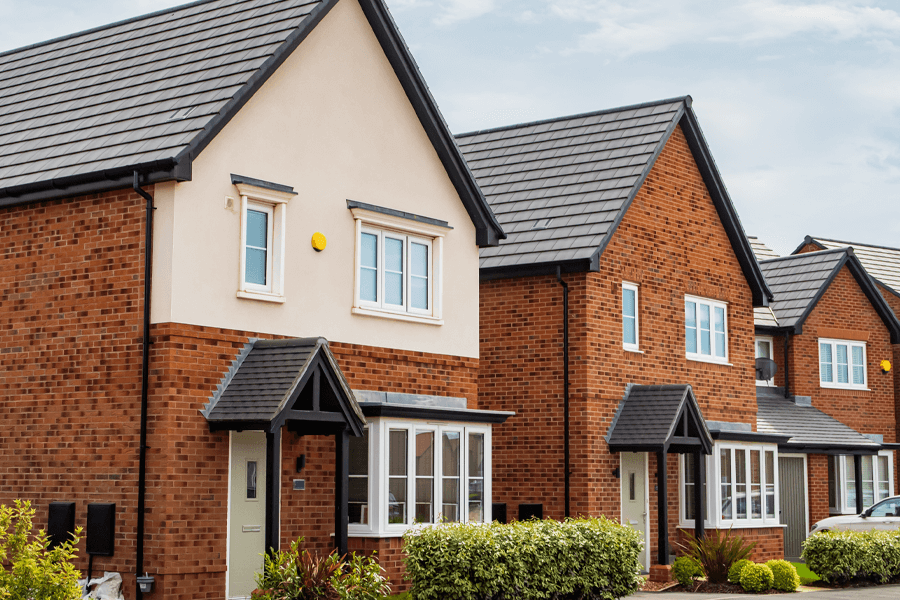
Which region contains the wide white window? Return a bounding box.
[755,337,775,386]
[235,180,293,303]
[819,339,867,390]
[828,452,894,514]
[681,443,778,528]
[349,418,491,536]
[623,282,639,351]
[350,204,446,324]
[685,296,728,363]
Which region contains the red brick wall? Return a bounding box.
[807,454,830,525]
[675,527,783,563]
[479,124,758,565]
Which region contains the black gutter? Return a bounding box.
[133,171,154,597]
[557,267,570,518]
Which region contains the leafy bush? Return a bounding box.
[739,563,773,593]
[802,530,900,584]
[672,556,703,587]
[678,529,756,584]
[727,558,751,584]
[765,560,800,592]
[253,538,390,600]
[0,500,82,600]
[403,517,643,600]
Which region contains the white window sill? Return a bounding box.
[686,355,732,367]
[352,306,443,326]
[819,384,870,391]
[682,521,786,529]
[755,381,775,387]
[236,290,285,304]
[624,347,644,354]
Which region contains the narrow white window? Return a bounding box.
[415,430,435,523]
[819,339,867,389]
[388,429,408,524]
[622,283,639,351]
[235,179,293,303]
[685,296,728,363]
[468,432,485,522]
[244,204,272,288]
[755,337,775,386]
[348,430,369,525]
[442,431,460,522]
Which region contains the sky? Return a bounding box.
[2,0,900,256]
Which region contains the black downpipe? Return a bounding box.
[556,267,570,518]
[134,171,154,597]
[783,332,791,399]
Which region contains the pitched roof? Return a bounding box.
[756,388,881,451]
[202,337,365,433]
[455,96,772,305]
[606,384,712,454]
[748,236,779,261]
[797,236,900,299]
[0,0,504,245]
[756,248,900,342]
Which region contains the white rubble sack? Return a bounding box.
[79,571,125,600]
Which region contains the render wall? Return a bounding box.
[479,124,761,563]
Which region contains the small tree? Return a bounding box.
[678,529,755,584]
[0,500,82,600]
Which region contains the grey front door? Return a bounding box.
[779,456,806,561]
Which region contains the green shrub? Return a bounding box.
[765,560,800,592]
[802,530,900,584]
[0,500,82,600]
[672,556,703,587]
[739,563,773,593]
[403,517,643,600]
[727,558,752,584]
[253,538,390,600]
[678,529,756,584]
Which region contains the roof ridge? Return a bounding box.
[455,96,690,139]
[812,235,900,254]
[0,0,229,62]
[759,247,848,264]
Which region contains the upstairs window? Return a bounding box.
[685,296,728,363]
[622,282,639,351]
[819,339,866,390]
[755,337,775,386]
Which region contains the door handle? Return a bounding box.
[242,525,261,533]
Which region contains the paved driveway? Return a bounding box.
[631,584,900,599]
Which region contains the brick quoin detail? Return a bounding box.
[480,125,771,566]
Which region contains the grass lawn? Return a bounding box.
[791,562,820,585]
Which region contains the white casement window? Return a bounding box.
[685,296,728,364]
[235,181,293,303]
[828,452,894,514]
[755,337,775,386]
[819,339,867,390]
[348,418,491,536]
[681,443,779,528]
[350,205,446,324]
[622,282,640,351]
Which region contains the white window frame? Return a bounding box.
[236,182,292,303]
[350,206,445,325]
[755,337,775,386]
[818,338,868,390]
[684,295,729,364]
[622,282,640,352]
[680,442,780,529]
[348,418,491,537]
[828,451,894,515]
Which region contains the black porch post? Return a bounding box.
[265,428,281,553]
[335,427,349,555]
[657,450,669,566]
[693,450,705,540]
[854,454,864,514]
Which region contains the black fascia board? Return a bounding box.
[231,174,297,195]
[755,324,797,336]
[779,443,880,455]
[607,443,665,454]
[871,278,900,301]
[208,419,271,432]
[0,158,188,209]
[790,235,826,256]
[346,199,452,229]
[359,402,513,424]
[355,0,505,248]
[479,257,596,281]
[710,430,791,444]
[679,106,773,307]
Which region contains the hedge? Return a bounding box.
[403,517,644,600]
[802,530,900,584]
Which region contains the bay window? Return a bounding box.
[819,339,867,389]
[828,452,894,514]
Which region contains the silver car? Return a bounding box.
[809,496,900,534]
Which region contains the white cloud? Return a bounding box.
[432,0,498,26]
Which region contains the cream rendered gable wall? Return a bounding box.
[150,0,480,358]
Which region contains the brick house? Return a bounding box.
[751,248,900,560]
[0,0,508,598]
[456,96,785,576]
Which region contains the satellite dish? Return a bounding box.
[755,357,777,381]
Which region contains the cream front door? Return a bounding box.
[229,431,267,599]
[620,452,649,570]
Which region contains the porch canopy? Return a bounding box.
[607,384,713,565]
[202,337,366,555]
